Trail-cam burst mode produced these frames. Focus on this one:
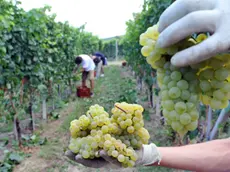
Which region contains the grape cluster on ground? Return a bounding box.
[68,103,150,168]
[140,24,230,138]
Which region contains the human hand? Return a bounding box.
[157,0,230,67]
[65,143,161,169]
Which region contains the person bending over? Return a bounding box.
[74,54,95,97]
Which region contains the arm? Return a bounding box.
[66,139,230,171]
[153,139,230,172]
[73,65,79,73]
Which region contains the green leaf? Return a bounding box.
[21,134,30,141]
[0,47,6,54]
[39,137,47,145]
[30,135,37,141]
[188,129,199,140]
[48,57,52,63]
[9,153,23,163]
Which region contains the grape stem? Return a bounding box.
[88,112,93,118]
[115,105,127,113]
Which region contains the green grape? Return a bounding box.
[186,102,195,111]
[94,135,101,142]
[180,90,190,100]
[125,119,132,126]
[91,142,98,149]
[184,72,197,81]
[163,76,171,84]
[210,80,225,89]
[177,80,189,90]
[171,121,183,131]
[120,121,127,129]
[101,125,109,134]
[126,113,132,119]
[82,150,90,159]
[221,82,230,92]
[213,89,226,100]
[162,109,170,118]
[209,58,224,69]
[168,87,181,99]
[161,85,168,91]
[130,153,138,161]
[145,26,159,40]
[180,113,191,125]
[189,84,199,93]
[175,102,187,114]
[112,150,119,158]
[127,126,135,133]
[189,94,199,103]
[91,121,97,129]
[139,33,148,46]
[131,138,138,146]
[199,69,214,80]
[190,110,199,121]
[168,81,177,88]
[186,121,198,131]
[163,100,174,111]
[141,46,152,57]
[200,80,211,92]
[214,68,228,81]
[210,99,222,109]
[104,140,112,148]
[169,110,179,121]
[155,58,166,68]
[133,117,139,123]
[104,134,111,140]
[118,154,125,162]
[170,71,182,81]
[134,110,142,118]
[177,128,188,138]
[220,99,229,109]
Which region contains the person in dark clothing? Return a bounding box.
[93,52,107,77]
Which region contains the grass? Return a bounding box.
[38,138,61,160]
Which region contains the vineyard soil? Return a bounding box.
[14,64,183,172]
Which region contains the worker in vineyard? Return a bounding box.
[93,52,106,77]
[74,54,95,97]
[67,0,230,171]
[91,54,103,79]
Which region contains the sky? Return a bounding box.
[19,0,144,39]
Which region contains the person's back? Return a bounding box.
[93,52,106,63]
[80,54,95,71]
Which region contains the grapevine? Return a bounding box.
[68,103,150,168]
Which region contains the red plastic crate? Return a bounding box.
[77,86,91,98]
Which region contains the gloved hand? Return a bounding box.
[65,143,161,169]
[157,0,230,67]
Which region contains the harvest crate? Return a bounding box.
[76,86,91,98]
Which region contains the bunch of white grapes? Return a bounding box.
[68,103,150,168]
[139,24,230,138]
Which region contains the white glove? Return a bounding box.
[65,143,161,168]
[157,0,230,67]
